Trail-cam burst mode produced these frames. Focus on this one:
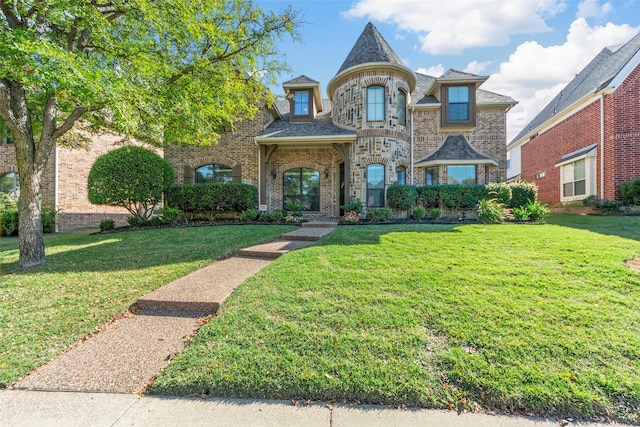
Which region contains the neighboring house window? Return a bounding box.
[425,167,438,185]
[447,165,476,184]
[442,84,475,127]
[195,164,233,183]
[0,172,19,199]
[397,90,407,126]
[367,163,385,207]
[397,166,406,185]
[561,159,587,199]
[283,168,320,211]
[293,91,309,116]
[367,86,385,121]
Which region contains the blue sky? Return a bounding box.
[257,0,640,141]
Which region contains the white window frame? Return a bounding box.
[557,151,596,202]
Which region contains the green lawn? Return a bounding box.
[149,214,640,423]
[0,225,295,386]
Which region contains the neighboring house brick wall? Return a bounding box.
[610,66,640,199]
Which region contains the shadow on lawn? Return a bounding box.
[545,213,640,242]
[1,226,284,276]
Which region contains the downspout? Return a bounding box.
[410,106,415,185]
[600,94,605,199]
[54,145,59,232]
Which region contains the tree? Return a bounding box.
[88,146,174,220]
[0,0,300,268]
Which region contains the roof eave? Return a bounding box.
[414,158,498,168]
[328,63,417,100]
[255,134,357,146]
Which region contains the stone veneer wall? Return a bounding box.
[330,69,412,206]
[412,106,508,185]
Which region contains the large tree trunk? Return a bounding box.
[16,161,46,268]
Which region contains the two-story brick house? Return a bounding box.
[507,32,640,204]
[1,23,516,228]
[167,22,517,217]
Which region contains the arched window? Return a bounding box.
[283,168,320,211]
[397,166,406,185]
[367,86,385,121]
[194,164,232,183]
[367,164,385,207]
[397,90,407,126]
[0,172,19,199]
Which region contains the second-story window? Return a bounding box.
[367,86,385,121]
[448,86,469,121]
[294,91,310,116]
[397,90,406,126]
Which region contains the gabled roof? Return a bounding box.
[336,22,405,74]
[414,134,498,167]
[283,75,319,85]
[411,72,517,107]
[257,99,356,143]
[510,32,640,146]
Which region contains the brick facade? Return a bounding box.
[520,64,640,204]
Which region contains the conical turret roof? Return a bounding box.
[336,22,405,74]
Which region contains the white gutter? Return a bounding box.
[600,93,605,199]
[410,106,415,185]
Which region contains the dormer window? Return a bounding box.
[397,90,407,126]
[441,84,476,127]
[367,85,385,121]
[293,90,310,117]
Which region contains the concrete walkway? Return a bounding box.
[12,222,337,394]
[3,221,614,426]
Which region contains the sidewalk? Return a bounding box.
[1,390,611,427]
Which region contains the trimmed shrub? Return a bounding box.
[99,219,115,231]
[260,209,285,222]
[127,215,147,228]
[416,186,440,209]
[340,198,363,214]
[165,183,257,214]
[620,179,640,206]
[366,208,392,222]
[478,198,504,224]
[386,184,417,211]
[429,208,442,220]
[161,206,182,224]
[88,146,174,220]
[412,206,426,220]
[241,208,259,221]
[508,181,538,208]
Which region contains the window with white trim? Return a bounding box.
[367,86,385,121]
[560,158,595,201]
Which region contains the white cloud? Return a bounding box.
[416,65,445,77]
[343,0,566,54]
[482,18,639,141]
[464,61,492,74]
[577,0,612,18]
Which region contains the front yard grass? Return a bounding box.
[150,215,640,423]
[0,225,295,387]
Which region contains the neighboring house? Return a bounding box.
[1,22,516,228]
[507,33,640,204]
[168,22,516,217]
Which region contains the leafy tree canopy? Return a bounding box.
[0,0,300,268]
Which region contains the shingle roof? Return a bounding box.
[411,72,516,106]
[416,134,495,163]
[511,32,640,145]
[336,22,405,74]
[260,100,356,139]
[283,75,319,85]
